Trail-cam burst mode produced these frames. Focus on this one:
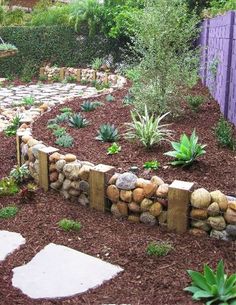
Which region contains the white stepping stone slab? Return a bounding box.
[0,231,26,261]
[12,243,123,299]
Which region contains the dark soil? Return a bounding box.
[0,122,236,305]
[32,82,236,195]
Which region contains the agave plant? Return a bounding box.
[164,129,206,166]
[81,101,97,112]
[124,105,173,149]
[69,113,89,128]
[96,124,119,142]
[184,260,236,305]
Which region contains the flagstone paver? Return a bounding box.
[12,243,123,299]
[0,230,26,261]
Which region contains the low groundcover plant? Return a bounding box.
[58,219,82,232]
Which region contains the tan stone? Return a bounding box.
[49,152,62,163]
[78,165,92,181]
[190,188,211,208]
[135,178,147,188]
[156,183,169,197]
[49,171,59,182]
[27,138,39,147]
[49,163,57,173]
[132,188,145,203]
[207,202,220,216]
[64,154,77,163]
[190,208,208,220]
[140,198,153,212]
[68,188,80,197]
[151,176,164,186]
[128,215,140,223]
[208,216,226,231]
[120,190,132,203]
[191,220,211,231]
[39,103,49,112]
[106,185,119,203]
[149,202,162,217]
[224,208,236,225]
[108,173,120,185]
[117,201,128,217]
[128,202,140,213]
[111,203,122,218]
[22,135,32,143]
[189,228,208,237]
[143,182,157,198]
[28,147,35,162]
[19,123,28,130]
[210,190,228,211]
[229,201,236,211]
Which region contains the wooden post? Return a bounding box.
[39,67,45,77]
[59,68,65,81]
[38,147,59,192]
[104,72,109,84]
[92,70,97,81]
[167,180,194,234]
[76,69,81,82]
[89,164,115,212]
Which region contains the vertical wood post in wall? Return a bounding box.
[59,68,65,81]
[38,147,59,192]
[167,180,194,233]
[39,67,45,77]
[104,72,109,84]
[76,69,81,82]
[92,70,97,81]
[89,164,115,212]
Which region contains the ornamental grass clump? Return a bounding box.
[124,105,172,149]
[68,113,89,128]
[0,205,19,219]
[184,260,236,305]
[146,241,173,257]
[58,219,82,232]
[164,129,206,166]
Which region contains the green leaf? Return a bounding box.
[187,270,212,292]
[225,274,236,293]
[184,286,200,294]
[204,265,217,286]
[216,260,225,295]
[193,290,214,299]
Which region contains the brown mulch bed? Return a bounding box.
[8,0,41,9]
[32,82,236,195]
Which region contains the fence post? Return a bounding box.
[89,164,115,212]
[202,19,210,86]
[38,147,59,192]
[76,69,81,82]
[224,11,235,120]
[59,68,65,81]
[167,180,194,233]
[39,67,45,78]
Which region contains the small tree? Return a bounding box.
[131,0,200,115]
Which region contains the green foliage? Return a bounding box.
[91,57,103,70]
[0,206,19,219]
[55,112,71,123]
[51,74,60,82]
[107,142,121,155]
[123,93,135,105]
[143,160,160,170]
[22,96,35,106]
[164,129,206,166]
[186,95,205,112]
[92,81,110,91]
[81,100,98,112]
[55,134,74,147]
[53,127,67,137]
[58,218,82,232]
[131,0,200,115]
[4,114,21,137]
[214,118,235,150]
[105,94,115,102]
[96,124,119,142]
[20,183,38,204]
[204,0,236,17]
[59,107,73,114]
[47,123,60,130]
[10,164,29,184]
[39,75,48,81]
[65,75,77,83]
[69,113,89,128]
[184,260,236,305]
[0,177,19,196]
[124,106,172,149]
[146,241,173,257]
[0,7,27,26]
[0,43,17,51]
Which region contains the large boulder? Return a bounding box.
[116,172,138,190]
[143,182,157,198]
[156,184,169,198]
[190,188,211,209]
[210,230,229,241]
[191,220,211,232]
[128,202,140,213]
[56,160,66,172]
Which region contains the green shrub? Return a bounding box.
[55,134,74,147]
[22,96,35,106]
[51,74,60,82]
[60,107,73,114]
[146,241,173,257]
[55,112,71,123]
[10,164,29,184]
[0,177,19,196]
[69,113,89,128]
[0,43,17,51]
[65,75,77,83]
[0,206,19,219]
[53,127,67,137]
[214,118,235,150]
[124,105,172,149]
[47,123,60,130]
[96,124,119,142]
[186,95,205,112]
[143,160,160,170]
[105,94,115,102]
[81,100,98,112]
[4,114,22,137]
[107,142,121,155]
[164,129,206,166]
[58,218,82,231]
[91,57,103,70]
[184,260,236,305]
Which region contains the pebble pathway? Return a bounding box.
[0,83,103,131]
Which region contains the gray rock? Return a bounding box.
[56,160,66,172]
[191,220,211,232]
[68,188,80,197]
[50,180,62,190]
[63,162,82,180]
[226,225,236,238]
[62,179,72,191]
[210,229,230,241]
[32,144,46,158]
[79,180,89,193]
[140,212,157,226]
[78,194,89,206]
[58,173,65,183]
[116,172,138,190]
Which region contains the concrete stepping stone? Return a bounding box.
[12,243,123,299]
[0,230,26,261]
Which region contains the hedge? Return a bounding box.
[0,26,122,78]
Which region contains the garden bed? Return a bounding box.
[32,82,236,195]
[0,134,235,305]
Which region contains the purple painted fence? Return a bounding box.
[199,11,236,125]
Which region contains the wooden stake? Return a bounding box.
[59,68,65,81]
[104,72,109,84]
[167,180,194,233]
[38,147,59,192]
[89,164,115,212]
[92,70,97,81]
[76,69,81,82]
[39,67,45,77]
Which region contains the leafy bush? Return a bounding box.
[69,113,89,128]
[124,105,172,149]
[186,95,205,112]
[123,93,135,105]
[107,142,121,155]
[105,94,115,102]
[203,0,236,17]
[55,134,74,147]
[10,164,29,184]
[22,96,35,106]
[164,129,206,166]
[20,183,38,204]
[96,124,119,142]
[146,241,173,257]
[4,114,21,137]
[0,43,17,51]
[65,75,77,83]
[143,160,160,170]
[55,112,71,123]
[58,218,82,232]
[53,127,67,137]
[0,206,19,219]
[131,0,200,115]
[214,118,235,150]
[184,260,236,305]
[91,57,103,70]
[0,177,19,196]
[59,107,73,114]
